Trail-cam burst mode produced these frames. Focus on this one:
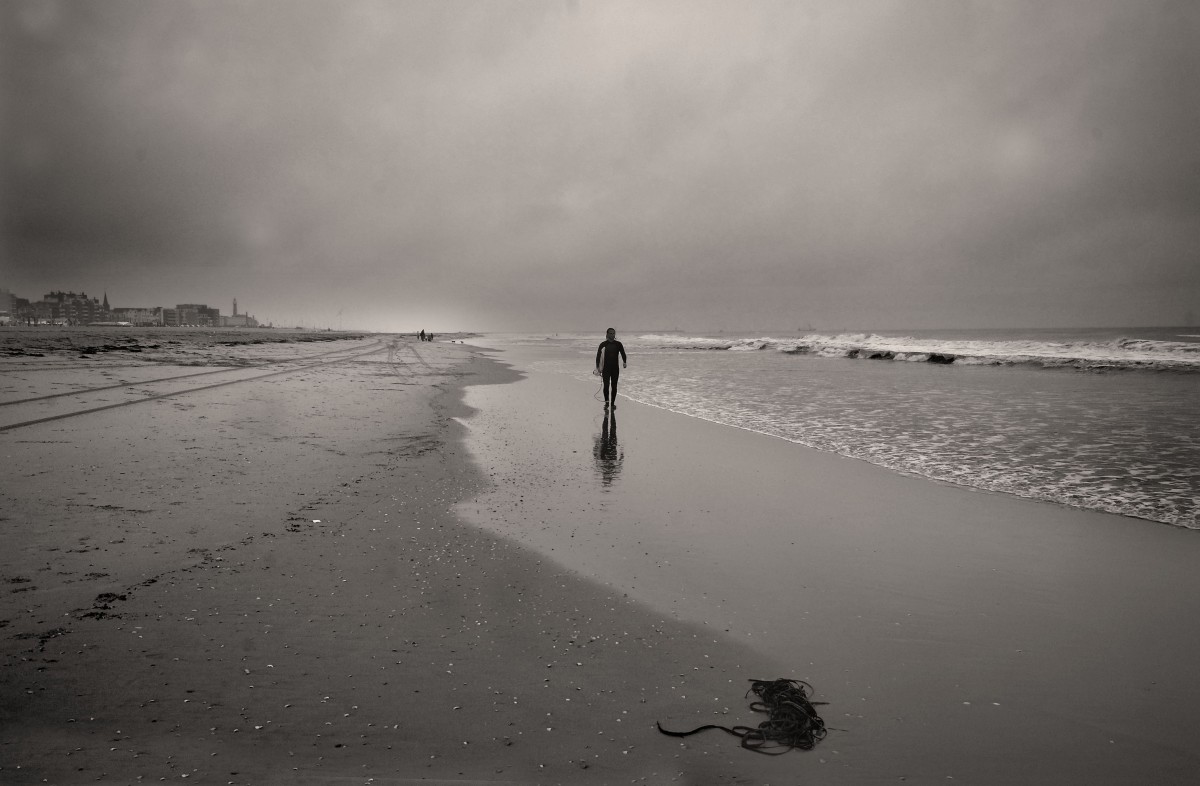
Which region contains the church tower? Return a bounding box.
[102,292,110,311]
[233,298,238,316]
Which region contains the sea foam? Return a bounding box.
[635,333,1200,372]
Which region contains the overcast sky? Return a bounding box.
[2,1,1198,332]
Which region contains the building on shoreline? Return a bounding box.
[0,287,261,327]
[0,288,14,324]
[221,299,259,327]
[38,291,106,325]
[0,289,109,325]
[171,304,220,327]
[109,307,163,326]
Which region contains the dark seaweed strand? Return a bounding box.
[656,678,828,755]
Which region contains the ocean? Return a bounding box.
[475,327,1200,529]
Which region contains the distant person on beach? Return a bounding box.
[419,329,425,341]
[595,327,627,409]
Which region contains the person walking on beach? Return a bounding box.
[595,327,627,409]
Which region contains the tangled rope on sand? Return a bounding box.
[657,678,828,754]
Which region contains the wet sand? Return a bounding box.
[0,331,805,784]
[459,341,1200,784]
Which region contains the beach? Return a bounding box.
[2,327,1199,784]
[1,329,792,784]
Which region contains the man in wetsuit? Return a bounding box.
[595,327,627,409]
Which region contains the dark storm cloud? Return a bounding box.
[2,0,1197,330]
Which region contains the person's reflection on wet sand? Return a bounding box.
[593,410,623,488]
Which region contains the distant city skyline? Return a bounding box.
[2,280,367,331]
[0,284,265,328]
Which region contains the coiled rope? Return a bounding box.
[657,678,828,754]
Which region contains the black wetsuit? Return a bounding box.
[595,339,627,403]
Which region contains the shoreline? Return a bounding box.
[457,340,1200,784]
[466,332,1200,530]
[615,392,1194,531]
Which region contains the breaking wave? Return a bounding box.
[634,333,1200,372]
